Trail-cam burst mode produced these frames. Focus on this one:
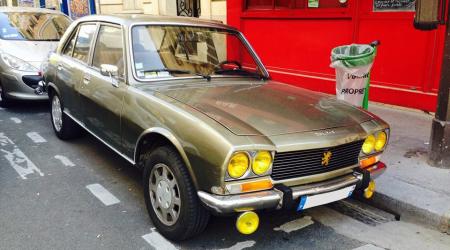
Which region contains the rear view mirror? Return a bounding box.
[100,64,119,77]
[414,0,441,30]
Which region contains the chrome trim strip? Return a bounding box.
[198,190,282,214]
[198,172,362,214]
[63,111,135,165]
[291,172,362,200]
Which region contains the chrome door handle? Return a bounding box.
[57,64,63,71]
[83,74,91,85]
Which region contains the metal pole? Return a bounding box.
[429,2,450,168]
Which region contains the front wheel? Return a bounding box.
[143,146,210,241]
[50,93,82,140]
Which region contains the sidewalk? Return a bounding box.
[366,103,450,233]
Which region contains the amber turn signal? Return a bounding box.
[241,179,273,193]
[360,156,378,168]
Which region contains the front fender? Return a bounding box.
[134,127,199,189]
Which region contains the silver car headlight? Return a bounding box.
[0,52,38,72]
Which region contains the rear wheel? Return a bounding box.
[143,146,210,241]
[50,93,82,140]
[0,83,12,107]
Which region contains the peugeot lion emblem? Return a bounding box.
[322,151,332,166]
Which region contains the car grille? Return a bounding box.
[271,140,364,181]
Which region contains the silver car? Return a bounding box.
[0,7,71,107]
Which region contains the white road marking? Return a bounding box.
[10,117,22,124]
[220,240,256,250]
[0,133,44,179]
[274,216,314,233]
[86,184,120,206]
[54,155,75,167]
[142,228,178,250]
[26,132,47,143]
[353,244,385,250]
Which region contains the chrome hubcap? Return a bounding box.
[51,95,63,132]
[149,163,181,226]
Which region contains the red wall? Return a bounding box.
[228,0,446,112]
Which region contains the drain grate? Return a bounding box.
[328,199,397,226]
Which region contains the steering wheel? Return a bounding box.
[217,60,242,70]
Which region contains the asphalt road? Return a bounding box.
[1,101,449,250]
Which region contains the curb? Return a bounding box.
[365,192,450,234]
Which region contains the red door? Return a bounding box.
[228,0,445,111]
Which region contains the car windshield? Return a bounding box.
[0,12,71,41]
[131,25,265,80]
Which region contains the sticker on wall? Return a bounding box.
[308,0,319,8]
[18,0,34,7]
[68,0,91,20]
[374,0,416,12]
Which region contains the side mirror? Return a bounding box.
[414,0,441,30]
[100,64,119,77]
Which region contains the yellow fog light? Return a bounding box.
[375,132,387,152]
[252,151,272,175]
[228,152,249,179]
[236,211,259,234]
[364,180,376,199]
[362,135,376,154]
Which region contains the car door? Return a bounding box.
[56,23,97,121]
[79,23,126,151]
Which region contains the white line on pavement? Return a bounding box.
[86,184,120,206]
[274,216,314,233]
[142,228,178,250]
[54,155,75,167]
[219,241,256,250]
[0,133,44,179]
[26,132,47,143]
[10,117,22,124]
[352,244,385,250]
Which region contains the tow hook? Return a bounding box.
[34,81,45,95]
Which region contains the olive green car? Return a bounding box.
[43,14,389,241]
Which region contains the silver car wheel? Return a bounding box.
[149,163,181,226]
[51,95,63,132]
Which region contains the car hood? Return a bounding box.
[153,81,373,136]
[0,40,58,68]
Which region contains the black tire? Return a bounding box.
[143,146,210,241]
[49,93,82,140]
[0,83,12,108]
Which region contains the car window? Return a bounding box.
[0,12,71,41]
[72,24,96,63]
[63,28,78,57]
[92,25,124,77]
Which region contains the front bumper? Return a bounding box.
[1,70,47,101]
[198,162,386,214]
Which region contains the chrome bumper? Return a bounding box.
[198,162,386,214]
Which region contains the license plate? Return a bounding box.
[297,185,356,211]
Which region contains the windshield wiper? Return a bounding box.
[142,68,211,81]
[214,68,264,80]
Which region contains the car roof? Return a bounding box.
[74,14,236,30]
[0,7,67,15]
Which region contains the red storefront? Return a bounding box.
[227,0,446,112]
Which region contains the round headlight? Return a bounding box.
[228,152,249,178]
[375,131,387,151]
[252,151,272,175]
[362,135,376,154]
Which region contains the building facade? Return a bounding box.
[228,0,445,112]
[0,0,226,23]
